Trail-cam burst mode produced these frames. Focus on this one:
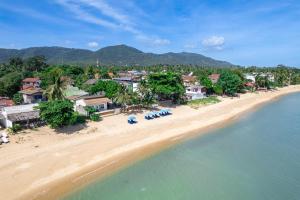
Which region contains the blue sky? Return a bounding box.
[0,0,300,67]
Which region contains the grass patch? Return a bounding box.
[188,96,221,109]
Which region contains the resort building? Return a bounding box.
[73,95,112,116]
[22,77,41,90]
[185,85,207,100]
[19,88,44,104]
[0,104,40,128]
[209,74,220,84]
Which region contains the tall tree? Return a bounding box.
[147,72,185,103]
[218,71,242,96]
[44,69,67,101]
[25,56,48,72]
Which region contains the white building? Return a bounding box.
[0,104,39,128]
[74,96,112,116]
[244,73,256,83]
[186,85,207,100]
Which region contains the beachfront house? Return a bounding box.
[73,95,112,116]
[0,104,41,128]
[185,85,207,100]
[19,88,44,104]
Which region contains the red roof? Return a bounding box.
[0,97,14,107]
[245,82,255,87]
[22,77,40,83]
[209,74,220,83]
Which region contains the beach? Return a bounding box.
[1,85,300,200]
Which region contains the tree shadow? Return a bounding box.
[54,123,88,134]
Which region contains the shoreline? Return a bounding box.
[1,85,300,200]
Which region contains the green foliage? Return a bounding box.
[37,100,76,129]
[89,80,121,102]
[255,74,271,89]
[147,72,185,103]
[218,71,243,96]
[25,55,48,71]
[0,72,23,97]
[137,80,156,108]
[44,68,67,101]
[13,93,23,105]
[69,112,86,125]
[8,124,22,134]
[90,113,101,122]
[84,106,97,115]
[213,84,223,95]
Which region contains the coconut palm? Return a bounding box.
[44,69,67,101]
[116,85,132,111]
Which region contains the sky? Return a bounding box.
[0,0,300,67]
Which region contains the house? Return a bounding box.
[182,75,198,87]
[185,85,207,100]
[244,73,256,83]
[209,74,220,84]
[73,95,112,116]
[22,77,41,90]
[0,97,14,109]
[19,88,44,104]
[112,77,139,92]
[0,104,40,128]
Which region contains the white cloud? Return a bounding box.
[55,0,170,47]
[202,36,225,50]
[87,41,99,48]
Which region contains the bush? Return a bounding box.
[8,124,22,134]
[37,100,75,129]
[69,112,86,125]
[90,113,101,122]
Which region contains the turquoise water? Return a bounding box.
[65,93,300,200]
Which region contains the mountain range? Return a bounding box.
[0,45,233,67]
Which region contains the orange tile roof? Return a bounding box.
[22,77,40,83]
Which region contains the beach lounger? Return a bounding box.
[128,115,138,124]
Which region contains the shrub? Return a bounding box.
[8,124,22,134]
[69,112,86,125]
[37,100,75,129]
[90,113,101,122]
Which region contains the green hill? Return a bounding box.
[0,44,233,67]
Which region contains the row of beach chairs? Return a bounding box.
[128,109,172,124]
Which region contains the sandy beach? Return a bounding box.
[1,85,300,200]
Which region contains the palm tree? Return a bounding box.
[116,85,133,112]
[44,69,67,101]
[137,80,156,108]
